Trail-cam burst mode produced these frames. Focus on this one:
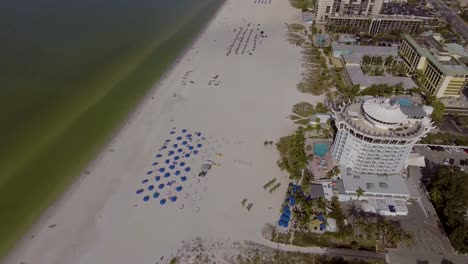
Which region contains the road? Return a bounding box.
[428,0,468,42]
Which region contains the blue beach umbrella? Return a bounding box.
[160,198,166,205]
[181,176,187,182]
[290,198,295,206]
[185,153,190,158]
[168,150,174,155]
[197,144,202,148]
[182,129,187,133]
[159,168,165,173]
[155,176,161,181]
[197,132,202,137]
[193,150,199,155]
[161,146,167,150]
[156,154,163,158]
[169,165,175,170]
[186,134,192,138]
[174,156,180,161]
[178,148,183,153]
[164,172,171,178]
[148,185,154,191]
[152,162,158,166]
[177,136,182,140]
[143,195,150,202]
[158,183,165,189]
[182,141,187,145]
[170,131,175,134]
[185,167,191,172]
[278,220,283,226]
[175,170,181,176]
[136,189,144,194]
[146,170,153,175]
[153,192,160,199]
[142,179,149,184]
[176,186,183,192]
[180,162,185,167]
[165,139,171,142]
[165,159,170,164]
[170,196,177,202]
[188,146,194,150]
[284,210,291,217]
[173,144,178,148]
[281,214,290,222]
[283,221,289,228]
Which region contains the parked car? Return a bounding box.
[449,158,455,165]
[461,160,466,166]
[445,147,453,153]
[453,147,462,153]
[444,158,450,165]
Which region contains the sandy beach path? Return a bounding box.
[3,0,324,263]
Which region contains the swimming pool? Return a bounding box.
[313,143,329,158]
[397,98,413,106]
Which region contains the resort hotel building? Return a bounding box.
[331,97,433,174]
[399,34,468,98]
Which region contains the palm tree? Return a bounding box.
[316,197,326,213]
[356,187,365,200]
[362,55,371,65]
[384,56,394,66]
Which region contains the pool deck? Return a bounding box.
[304,138,335,181]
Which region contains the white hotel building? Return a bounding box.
[331,97,434,175]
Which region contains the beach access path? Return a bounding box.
[3,0,325,263]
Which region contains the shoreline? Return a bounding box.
[3,0,325,262]
[1,0,227,262]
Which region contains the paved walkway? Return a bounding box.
[259,238,386,260]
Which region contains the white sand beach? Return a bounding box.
[4,0,324,263]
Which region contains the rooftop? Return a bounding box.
[340,168,410,196]
[380,3,436,18]
[334,97,432,139]
[403,35,468,76]
[332,44,399,58]
[346,65,417,90]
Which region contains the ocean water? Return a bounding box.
[0,0,224,257]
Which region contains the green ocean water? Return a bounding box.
[0,0,224,258]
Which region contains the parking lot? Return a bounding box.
[413,145,468,170]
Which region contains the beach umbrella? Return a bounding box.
[177,136,182,140]
[159,168,165,173]
[142,179,149,184]
[278,220,283,226]
[158,184,165,189]
[164,172,170,178]
[165,139,171,142]
[160,199,166,205]
[136,189,144,194]
[152,162,158,166]
[143,196,150,202]
[168,150,174,155]
[185,167,191,172]
[189,146,194,150]
[176,186,183,192]
[146,170,153,175]
[185,153,190,158]
[174,156,180,161]
[193,150,199,155]
[283,221,289,228]
[180,162,185,167]
[182,129,187,133]
[290,198,295,206]
[173,144,178,148]
[181,176,187,182]
[197,132,202,137]
[153,192,160,199]
[155,176,161,182]
[169,165,175,170]
[170,196,177,202]
[156,154,163,158]
[186,134,192,138]
[161,146,167,150]
[284,210,291,217]
[165,159,170,164]
[197,144,202,148]
[148,185,154,191]
[175,170,181,176]
[178,148,183,153]
[182,141,187,145]
[170,131,175,134]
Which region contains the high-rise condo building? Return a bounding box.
[399,35,468,98]
[331,97,433,175]
[315,0,383,21]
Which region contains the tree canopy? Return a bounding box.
[428,166,468,253]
